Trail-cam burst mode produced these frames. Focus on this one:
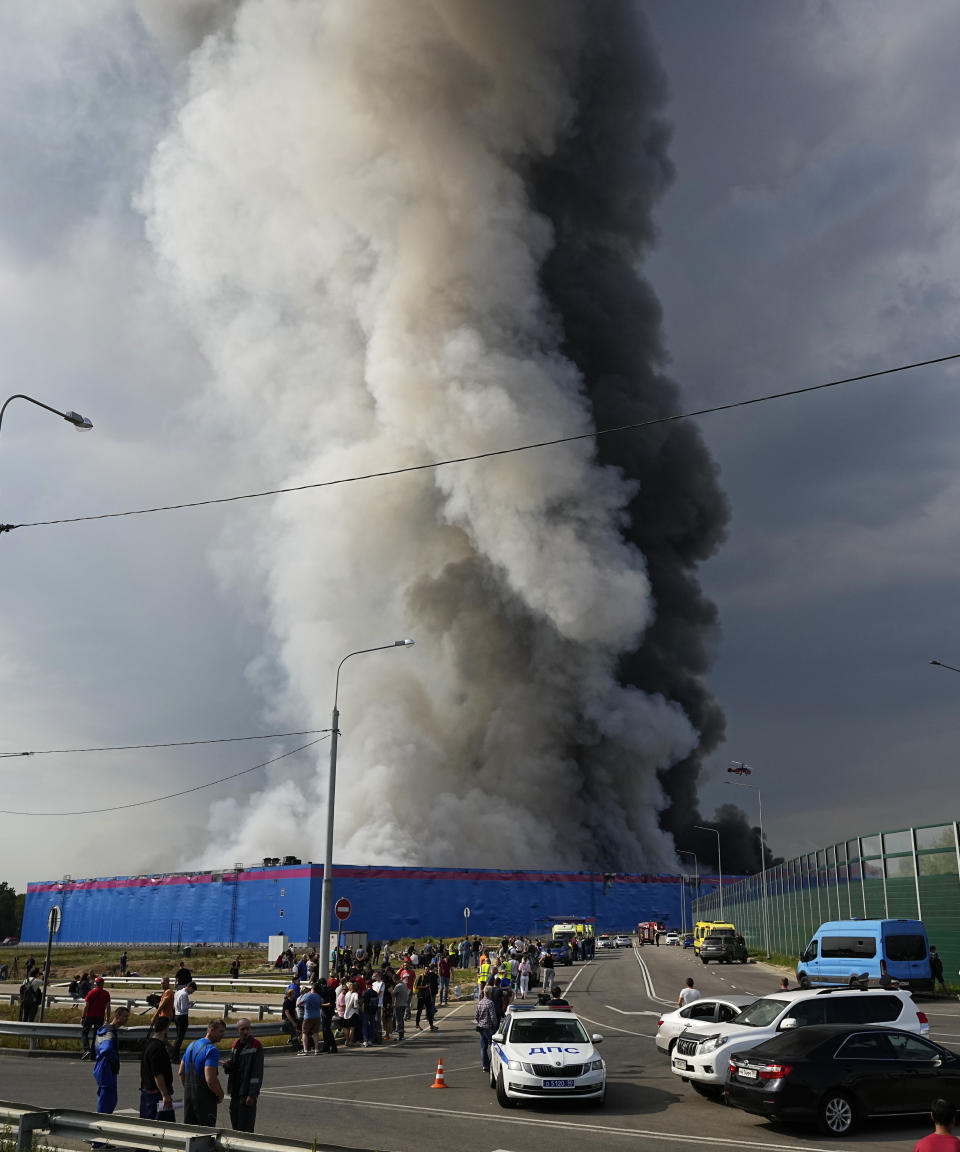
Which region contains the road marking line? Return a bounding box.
[633,947,674,1006]
[262,1091,840,1150]
[605,1007,659,1016]
[575,1013,657,1040]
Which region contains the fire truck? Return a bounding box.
[637,921,657,945]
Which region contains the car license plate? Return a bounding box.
[673,1059,689,1071]
[543,1079,574,1088]
[737,1067,757,1080]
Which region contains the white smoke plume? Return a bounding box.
[140,0,727,871]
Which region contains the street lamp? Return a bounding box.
[930,659,960,674]
[678,849,698,936]
[0,393,93,434]
[694,825,723,920]
[727,765,770,958]
[319,638,415,980]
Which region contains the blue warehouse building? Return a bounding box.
[23,863,724,945]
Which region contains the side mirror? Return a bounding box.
[779,1017,798,1030]
[492,1032,504,1043]
[591,1033,604,1044]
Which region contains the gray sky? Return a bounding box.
[2,1,959,891]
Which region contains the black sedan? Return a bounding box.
[725,1024,960,1137]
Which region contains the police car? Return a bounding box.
[489,1007,606,1107]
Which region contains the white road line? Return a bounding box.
[263,1091,843,1150]
[605,1007,659,1016]
[633,947,674,1006]
[576,1013,658,1039]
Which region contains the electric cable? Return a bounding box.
[0,736,328,816]
[0,727,327,758]
[1,351,956,535]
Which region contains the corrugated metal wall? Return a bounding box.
[24,864,723,945]
[692,823,960,981]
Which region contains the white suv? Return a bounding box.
[671,987,928,1097]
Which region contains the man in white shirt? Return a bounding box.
[678,977,701,1008]
[172,981,196,1060]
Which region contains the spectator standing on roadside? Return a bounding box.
[154,976,175,1027]
[518,956,532,999]
[296,982,323,1054]
[437,954,451,1006]
[342,981,359,1047]
[398,959,415,1021]
[223,1018,263,1132]
[93,1006,131,1116]
[139,1016,174,1120]
[80,977,111,1060]
[392,975,409,1039]
[914,1098,960,1152]
[778,977,790,992]
[678,977,701,1008]
[281,982,300,1048]
[175,961,192,987]
[119,952,128,977]
[172,981,196,1060]
[318,977,338,1053]
[179,1019,226,1127]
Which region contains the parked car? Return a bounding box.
[700,931,749,964]
[682,934,695,949]
[671,986,928,1097]
[490,1007,606,1106]
[656,994,756,1056]
[596,935,613,950]
[665,932,680,946]
[797,918,932,992]
[726,1024,960,1136]
[614,935,631,948]
[548,940,573,966]
[1,937,18,945]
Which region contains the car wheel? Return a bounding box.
[496,1071,515,1109]
[587,1086,606,1108]
[818,1090,857,1136]
[489,1063,496,1089]
[702,958,708,965]
[691,1082,725,1102]
[798,972,810,990]
[668,1038,678,1058]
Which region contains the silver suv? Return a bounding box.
[671,987,929,1096]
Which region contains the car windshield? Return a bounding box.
[509,1017,590,1045]
[732,998,785,1027]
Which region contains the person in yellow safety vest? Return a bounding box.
[500,957,513,982]
[477,953,491,990]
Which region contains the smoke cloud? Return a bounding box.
[141,0,731,872]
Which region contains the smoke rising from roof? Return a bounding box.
[141,0,732,872]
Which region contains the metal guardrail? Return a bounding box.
[0,1018,284,1052]
[98,976,291,992]
[0,1100,346,1152]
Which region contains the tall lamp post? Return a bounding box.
[678,849,698,934]
[694,825,723,921]
[727,765,770,958]
[319,639,415,980]
[0,393,93,435]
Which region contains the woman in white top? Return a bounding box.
[518,957,532,999]
[342,982,359,1047]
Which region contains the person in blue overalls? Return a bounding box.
[93,1006,131,1116]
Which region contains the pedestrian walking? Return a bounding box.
[153,976,175,1027]
[392,976,409,1039]
[475,986,498,1073]
[931,946,948,996]
[93,1006,131,1117]
[172,981,196,1061]
[80,976,111,1059]
[179,1019,227,1127]
[223,1019,263,1132]
[678,977,701,1008]
[139,1016,174,1120]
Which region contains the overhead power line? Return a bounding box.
[0,727,327,758]
[0,736,328,816]
[1,351,956,535]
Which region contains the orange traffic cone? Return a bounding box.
[430,1057,448,1088]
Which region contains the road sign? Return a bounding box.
[334,897,351,922]
[47,906,61,934]
[463,907,470,919]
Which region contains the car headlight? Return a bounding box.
[699,1035,726,1054]
[507,1059,524,1071]
[586,1058,604,1071]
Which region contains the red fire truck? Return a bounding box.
[637,921,657,945]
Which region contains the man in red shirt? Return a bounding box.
[80,977,111,1060]
[916,1099,960,1152]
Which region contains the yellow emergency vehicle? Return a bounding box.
[693,920,737,954]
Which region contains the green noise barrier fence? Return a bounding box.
[691,822,960,981]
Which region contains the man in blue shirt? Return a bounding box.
[93,1006,131,1116]
[179,1019,226,1126]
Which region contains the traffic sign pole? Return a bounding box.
[333,898,351,974]
[39,905,61,1022]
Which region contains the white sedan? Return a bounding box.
[614,935,631,948]
[490,1007,606,1107]
[655,994,756,1056]
[665,932,680,946]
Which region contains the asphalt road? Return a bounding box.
[5,945,960,1151]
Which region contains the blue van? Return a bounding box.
[796,919,932,992]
